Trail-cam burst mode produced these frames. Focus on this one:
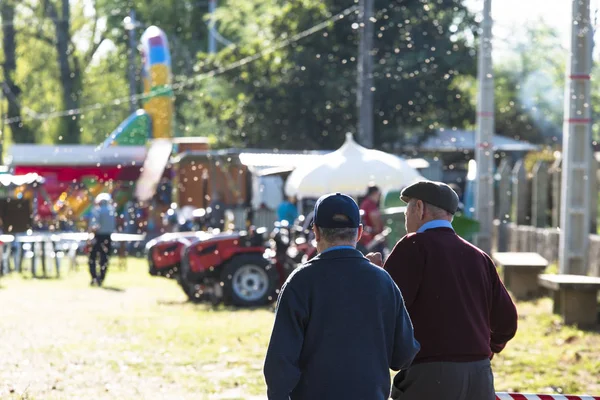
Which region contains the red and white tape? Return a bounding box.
[496,393,600,399]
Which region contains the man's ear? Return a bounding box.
[357,225,363,242]
[313,225,320,241]
[418,200,426,220]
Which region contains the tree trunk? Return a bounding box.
[48,0,81,143]
[1,0,35,143]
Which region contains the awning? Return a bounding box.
[409,129,540,152]
[174,148,429,175]
[7,144,147,166]
[0,173,45,187]
[238,152,326,168]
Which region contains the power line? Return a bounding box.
[1,82,40,118]
[0,17,69,27]
[3,4,359,126]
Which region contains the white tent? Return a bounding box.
[285,133,424,199]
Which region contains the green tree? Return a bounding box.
[4,0,122,144]
[454,21,566,145]
[190,0,477,150]
[1,0,35,143]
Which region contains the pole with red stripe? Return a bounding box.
[496,393,600,399]
[558,0,593,275]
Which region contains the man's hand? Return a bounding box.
[366,252,383,267]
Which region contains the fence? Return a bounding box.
[493,152,600,277]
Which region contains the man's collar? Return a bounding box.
[310,246,366,262]
[320,245,356,254]
[417,219,454,233]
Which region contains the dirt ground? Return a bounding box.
[0,259,271,400]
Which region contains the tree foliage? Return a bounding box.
[191,0,478,150]
[0,0,35,143]
[1,0,579,152]
[453,21,566,145]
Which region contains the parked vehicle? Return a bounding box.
[147,222,319,307]
[357,227,392,259]
[146,231,212,278]
[265,221,317,285]
[178,227,276,306]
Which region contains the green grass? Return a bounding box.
[494,299,600,395]
[0,258,599,399]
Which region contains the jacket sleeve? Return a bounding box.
[89,208,99,231]
[487,257,518,354]
[263,281,307,400]
[390,282,421,371]
[383,235,424,309]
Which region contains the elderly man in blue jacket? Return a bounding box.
[264,192,420,400]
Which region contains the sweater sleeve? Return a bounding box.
[383,235,424,309]
[390,283,421,371]
[487,257,518,354]
[263,282,307,400]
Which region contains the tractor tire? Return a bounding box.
[221,254,278,307]
[178,253,201,303]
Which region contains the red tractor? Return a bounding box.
[146,231,211,278]
[147,225,317,307]
[177,228,274,306]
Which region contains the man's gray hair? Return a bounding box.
[425,202,454,221]
[317,227,359,244]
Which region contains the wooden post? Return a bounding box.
[496,159,512,221]
[496,159,512,251]
[511,160,529,225]
[590,148,598,233]
[550,157,562,228]
[532,161,549,228]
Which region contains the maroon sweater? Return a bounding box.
[384,227,518,365]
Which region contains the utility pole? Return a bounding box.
[357,0,374,148]
[474,0,494,254]
[208,0,217,54]
[559,0,593,275]
[124,9,139,114]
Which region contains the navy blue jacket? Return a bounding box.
[263,248,420,400]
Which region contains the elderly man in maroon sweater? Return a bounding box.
[367,180,518,400]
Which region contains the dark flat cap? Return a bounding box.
[400,180,459,215]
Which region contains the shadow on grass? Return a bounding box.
[156,299,188,306]
[194,301,274,313]
[18,275,60,280]
[99,286,126,292]
[579,314,600,333]
[157,298,275,313]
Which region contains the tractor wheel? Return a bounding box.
[177,254,202,303]
[221,254,278,307]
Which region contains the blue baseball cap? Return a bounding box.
[312,192,361,229]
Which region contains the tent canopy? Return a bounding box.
[0,173,45,187]
[411,129,539,152]
[285,133,424,199]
